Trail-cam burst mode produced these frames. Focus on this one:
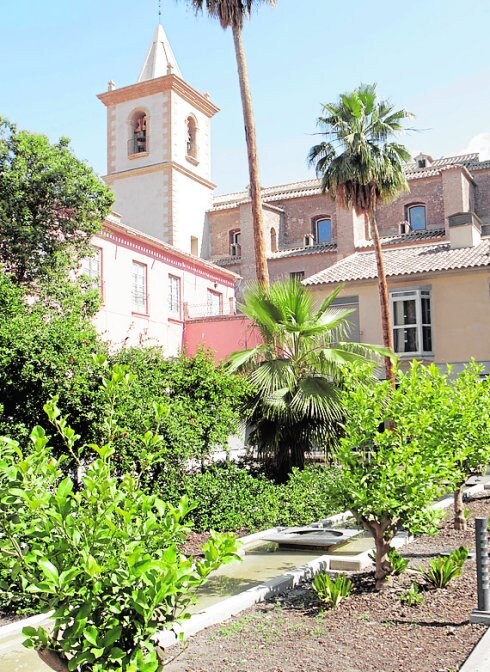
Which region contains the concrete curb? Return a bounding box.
[460,626,490,672]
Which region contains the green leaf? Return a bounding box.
[38,558,59,584]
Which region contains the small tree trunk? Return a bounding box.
[37,648,69,672]
[368,211,394,385]
[363,518,393,590]
[232,25,270,288]
[453,484,467,531]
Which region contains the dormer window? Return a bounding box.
[129,111,147,155]
[186,116,198,161]
[406,204,427,231]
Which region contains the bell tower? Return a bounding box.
[97,23,219,256]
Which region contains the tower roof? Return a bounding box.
[138,23,182,82]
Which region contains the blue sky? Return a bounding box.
[2,0,490,194]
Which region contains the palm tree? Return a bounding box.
[308,84,413,382]
[187,0,274,287]
[227,279,386,480]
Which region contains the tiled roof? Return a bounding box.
[269,243,337,259]
[212,154,486,209]
[213,242,337,266]
[358,228,446,248]
[304,239,490,286]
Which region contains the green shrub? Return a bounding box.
[184,463,341,533]
[107,348,249,495]
[0,401,239,672]
[312,572,352,608]
[399,583,424,606]
[276,465,341,527]
[185,462,279,532]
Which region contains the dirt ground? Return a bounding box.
[163,493,490,672]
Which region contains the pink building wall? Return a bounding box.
[183,315,262,363]
[91,215,238,354]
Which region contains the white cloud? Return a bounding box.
[461,132,490,160]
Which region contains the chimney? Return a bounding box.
[448,212,482,249]
[414,152,433,169]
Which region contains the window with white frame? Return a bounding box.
[314,217,332,244]
[168,275,181,316]
[131,261,147,313]
[391,289,432,355]
[81,247,102,293]
[229,230,241,257]
[207,289,222,316]
[406,204,427,231]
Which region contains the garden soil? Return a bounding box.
[164,493,490,672]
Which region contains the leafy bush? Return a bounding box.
[106,347,249,496]
[420,547,468,589]
[276,465,341,527]
[312,572,352,608]
[399,583,424,607]
[0,401,239,672]
[184,462,279,532]
[184,463,341,533]
[0,273,107,451]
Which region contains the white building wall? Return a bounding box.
[171,170,213,254]
[90,224,236,355]
[110,171,171,243]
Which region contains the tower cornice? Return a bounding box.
[97,75,219,118]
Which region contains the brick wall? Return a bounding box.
[208,207,241,258]
[375,176,445,234]
[473,169,490,225]
[273,194,336,247]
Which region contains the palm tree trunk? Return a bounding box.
[368,211,394,384]
[232,25,269,287]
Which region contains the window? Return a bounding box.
[81,247,102,294]
[186,116,197,159]
[207,289,222,316]
[290,271,305,282]
[331,296,360,343]
[391,289,432,355]
[168,275,181,316]
[129,111,147,155]
[314,218,332,244]
[132,261,147,313]
[407,204,426,231]
[229,230,241,257]
[270,228,278,253]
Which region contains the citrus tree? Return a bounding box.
[335,362,458,590]
[0,399,238,672]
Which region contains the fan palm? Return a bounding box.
[227,279,387,479]
[186,0,275,287]
[308,84,413,382]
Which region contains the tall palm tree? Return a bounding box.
[187,0,274,287]
[227,279,386,479]
[308,84,413,382]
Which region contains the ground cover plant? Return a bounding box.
[0,399,239,672]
